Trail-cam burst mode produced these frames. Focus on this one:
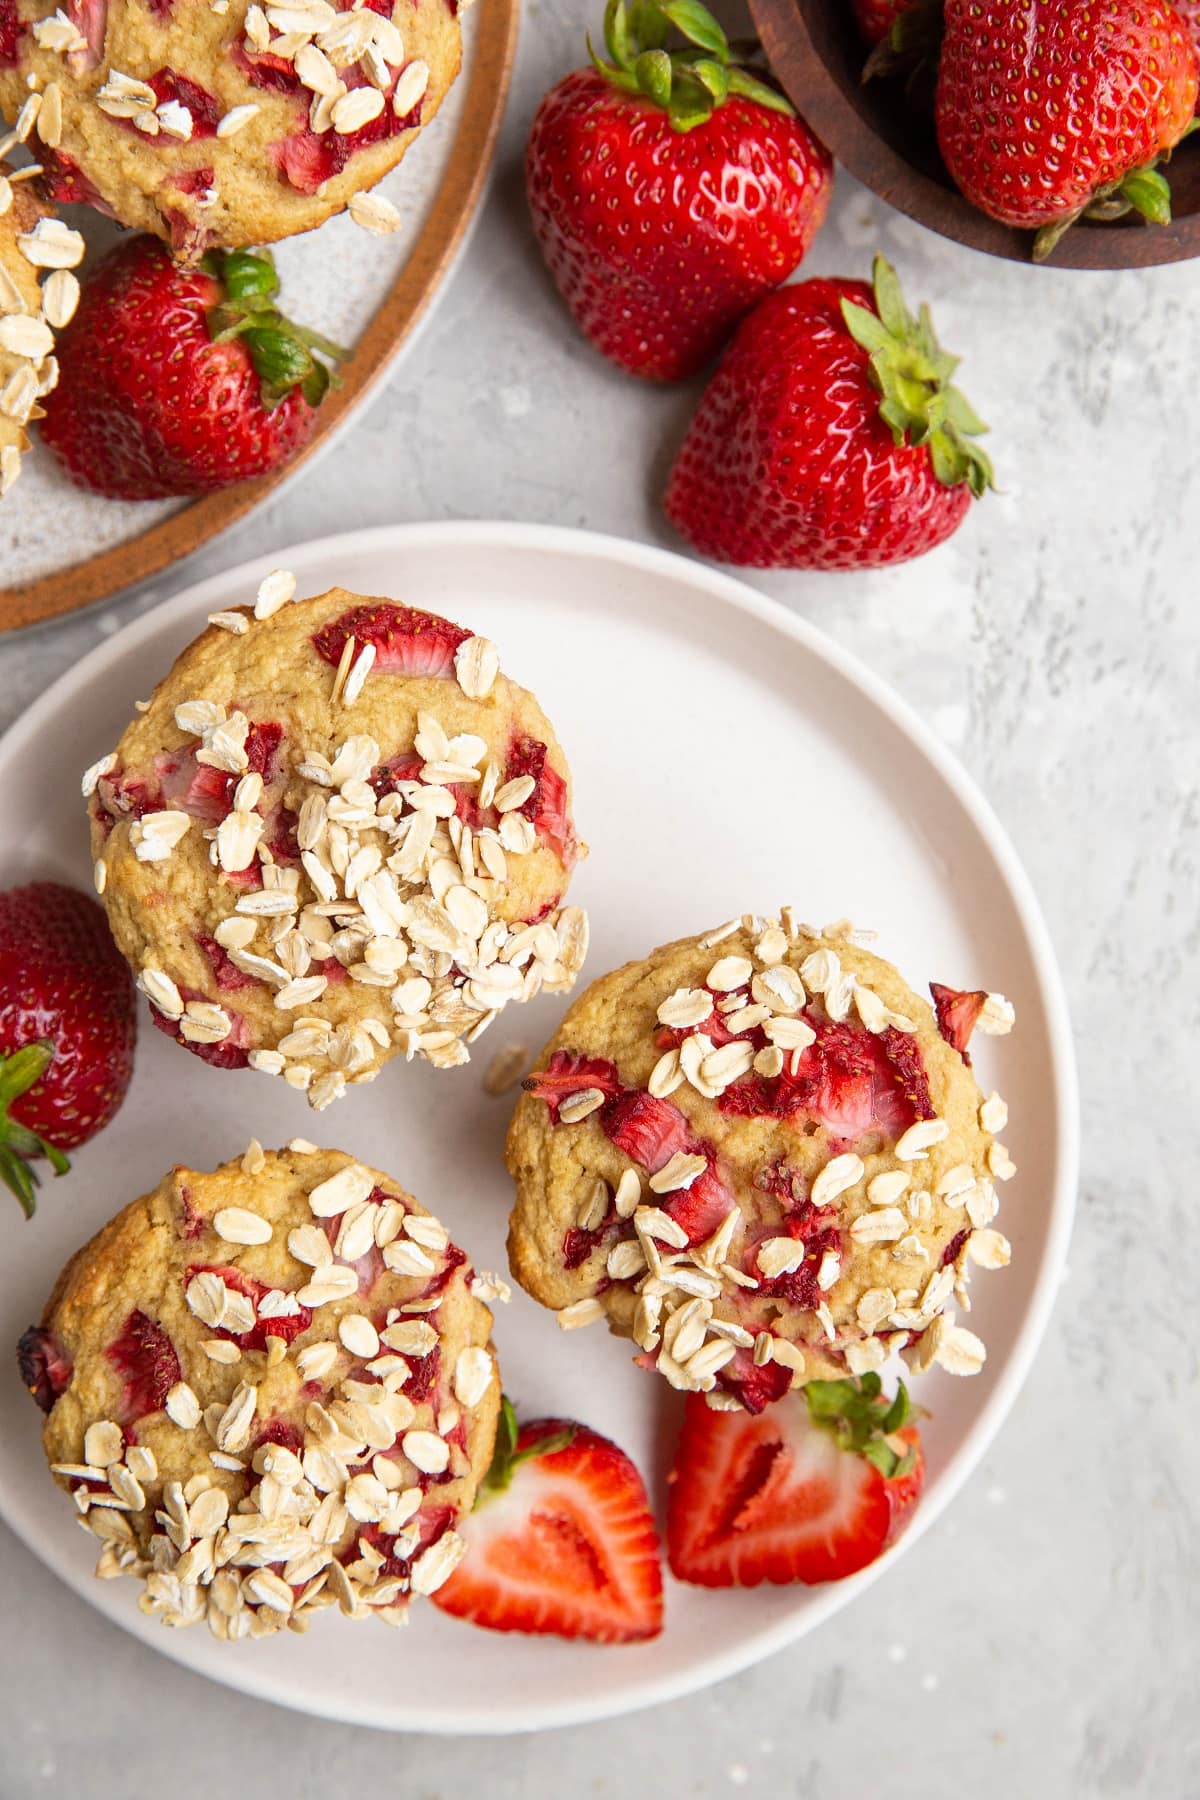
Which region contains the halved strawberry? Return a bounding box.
[433,1401,663,1642]
[668,1374,923,1585]
[17,1325,73,1412]
[929,982,986,1065]
[105,1310,181,1425]
[311,602,472,676]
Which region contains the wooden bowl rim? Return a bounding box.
[748,0,1200,272]
[0,0,520,635]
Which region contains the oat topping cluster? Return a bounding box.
[29,1145,499,1637]
[85,575,587,1109]
[0,160,82,496]
[509,912,1018,1409]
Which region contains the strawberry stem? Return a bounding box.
[0,1040,72,1218]
[804,1373,916,1479]
[202,248,347,412]
[476,1396,577,1503]
[590,0,793,131]
[840,255,995,497]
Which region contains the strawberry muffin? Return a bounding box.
[0,166,81,494]
[86,581,586,1109]
[17,1143,502,1635]
[507,913,1017,1413]
[0,0,459,258]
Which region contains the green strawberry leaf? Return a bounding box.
[635,47,673,105]
[840,256,996,496]
[592,0,790,126]
[0,1040,71,1217]
[724,66,795,115]
[1118,166,1172,226]
[804,1374,915,1480]
[659,0,728,58]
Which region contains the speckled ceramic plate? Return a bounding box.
[0,522,1078,1732]
[0,0,517,633]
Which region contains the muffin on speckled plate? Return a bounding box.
[85,580,586,1109]
[0,165,83,495]
[507,912,1018,1413]
[18,1143,502,1636]
[0,0,460,258]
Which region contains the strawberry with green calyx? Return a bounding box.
[934,0,1199,261]
[860,0,944,100]
[39,237,346,499]
[202,247,344,412]
[0,881,136,1217]
[667,1374,925,1588]
[526,0,833,380]
[433,1397,664,1641]
[665,252,994,571]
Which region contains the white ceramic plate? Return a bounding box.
[0,522,1077,1733]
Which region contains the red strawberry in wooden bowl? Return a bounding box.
[525,0,833,381]
[935,0,1200,259]
[665,253,993,570]
[0,880,136,1215]
[39,238,344,499]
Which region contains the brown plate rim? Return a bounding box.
[749,0,1200,272]
[0,0,520,635]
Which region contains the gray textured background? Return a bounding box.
[2,3,1198,1795]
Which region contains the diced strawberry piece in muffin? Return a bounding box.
[602,1088,691,1170]
[930,982,987,1065]
[195,934,259,992]
[228,38,301,94]
[64,0,105,67]
[187,1262,312,1351]
[0,0,23,64]
[522,1050,621,1122]
[150,989,252,1069]
[311,601,472,675]
[146,70,222,136]
[506,734,577,868]
[712,1344,792,1415]
[105,1309,181,1424]
[36,148,112,209]
[17,1325,73,1412]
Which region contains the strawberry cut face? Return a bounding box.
[668,1389,895,1586]
[432,1417,663,1642]
[311,603,472,676]
[105,1310,181,1425]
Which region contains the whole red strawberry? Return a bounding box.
[936,0,1199,258]
[0,881,136,1215]
[526,0,832,382]
[665,254,993,570]
[39,238,344,498]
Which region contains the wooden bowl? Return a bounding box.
[748,0,1200,268]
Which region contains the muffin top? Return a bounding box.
[507,912,1016,1412]
[87,583,586,1108]
[19,1144,502,1636]
[0,0,460,256]
[0,165,82,494]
